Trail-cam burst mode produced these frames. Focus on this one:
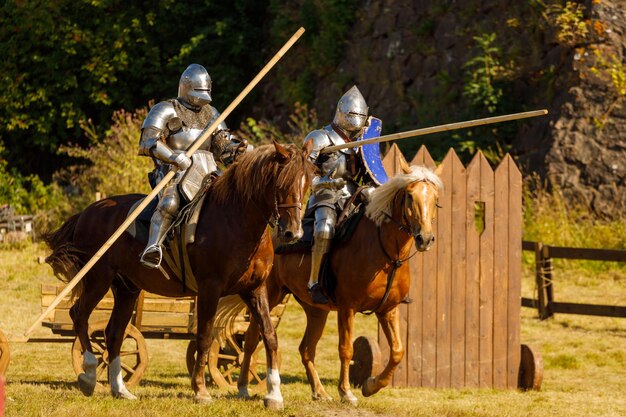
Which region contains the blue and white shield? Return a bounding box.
[358,116,388,185]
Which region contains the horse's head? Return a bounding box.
[398,159,443,251]
[272,140,314,243]
[366,159,443,251]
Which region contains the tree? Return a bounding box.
[0,0,270,179]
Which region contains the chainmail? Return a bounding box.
[171,99,215,129]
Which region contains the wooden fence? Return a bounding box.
[378,145,522,389]
[521,241,626,320]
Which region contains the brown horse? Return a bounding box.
[237,160,443,405]
[44,141,314,408]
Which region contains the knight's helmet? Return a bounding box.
[332,85,369,135]
[178,64,212,108]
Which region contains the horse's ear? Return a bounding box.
[399,157,412,175]
[273,139,290,161]
[302,138,314,159]
[434,163,444,177]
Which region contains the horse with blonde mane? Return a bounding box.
[44,141,314,408]
[234,159,443,404]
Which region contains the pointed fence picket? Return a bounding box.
[378,145,522,389]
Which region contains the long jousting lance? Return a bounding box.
[320,109,548,154]
[25,27,306,338]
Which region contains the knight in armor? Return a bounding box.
[303,86,375,304]
[138,63,246,268]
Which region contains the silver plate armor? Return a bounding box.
[332,86,368,134]
[138,63,245,269]
[178,63,212,108]
[178,151,217,201]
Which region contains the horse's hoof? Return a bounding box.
[194,393,213,404]
[263,397,284,410]
[340,391,358,406]
[237,386,250,400]
[113,388,138,400]
[77,373,96,397]
[312,392,333,401]
[361,377,378,397]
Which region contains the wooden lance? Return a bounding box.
[25,27,306,338]
[320,109,548,153]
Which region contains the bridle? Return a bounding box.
[363,182,436,315]
[269,174,305,229]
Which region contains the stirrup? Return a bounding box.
[140,245,162,269]
[308,283,329,305]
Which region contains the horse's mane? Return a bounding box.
[211,143,314,205]
[365,165,444,226]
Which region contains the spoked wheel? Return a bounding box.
[186,333,280,394]
[0,329,9,375]
[349,336,383,388]
[518,344,543,391]
[71,320,148,389]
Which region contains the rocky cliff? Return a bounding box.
[259,0,625,217]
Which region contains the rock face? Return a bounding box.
[260,0,625,218]
[540,1,626,217]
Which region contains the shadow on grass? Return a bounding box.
[143,372,336,388]
[13,380,77,390]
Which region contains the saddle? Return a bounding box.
[125,187,210,293]
[275,204,366,304]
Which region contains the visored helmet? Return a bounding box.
[332,86,368,134]
[178,64,212,108]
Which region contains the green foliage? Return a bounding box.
[56,108,152,211]
[463,33,505,114]
[237,102,319,146]
[590,50,626,128]
[0,0,270,178]
[543,1,589,46]
[0,143,64,215]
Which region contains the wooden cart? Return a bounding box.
[0,329,8,377]
[36,283,289,392]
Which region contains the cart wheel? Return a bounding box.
[518,344,543,391]
[349,336,383,388]
[0,329,9,376]
[71,320,148,389]
[188,334,280,393]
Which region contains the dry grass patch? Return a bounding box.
[0,243,625,416]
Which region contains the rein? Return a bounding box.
[361,192,419,315]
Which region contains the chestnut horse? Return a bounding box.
[237,161,443,404]
[44,142,314,408]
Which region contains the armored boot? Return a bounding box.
[307,237,331,304]
[141,185,179,268]
[140,209,174,268]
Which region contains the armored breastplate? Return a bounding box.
[166,100,216,152]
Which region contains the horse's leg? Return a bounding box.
[362,306,404,397]
[105,276,141,400]
[298,303,331,401]
[70,264,115,396]
[191,284,221,403]
[237,281,283,400]
[239,284,284,410]
[337,307,358,405]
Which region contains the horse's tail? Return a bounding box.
[212,295,248,345]
[42,213,85,299]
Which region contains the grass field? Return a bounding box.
[0,243,625,417]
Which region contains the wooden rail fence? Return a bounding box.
[379,145,522,389]
[521,241,626,320]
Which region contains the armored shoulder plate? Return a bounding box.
[322,125,354,155]
[208,106,228,131]
[303,129,332,161]
[142,101,178,131]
